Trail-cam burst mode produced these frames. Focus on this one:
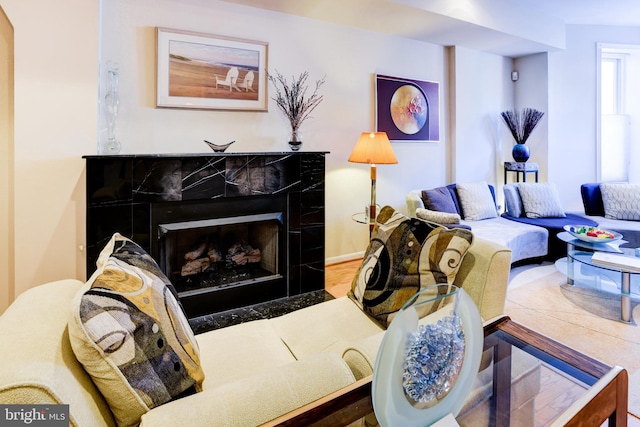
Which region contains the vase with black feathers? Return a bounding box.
[500,108,544,162]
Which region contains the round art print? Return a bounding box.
[390,84,428,135]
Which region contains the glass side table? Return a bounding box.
[556,231,638,322]
[351,205,381,228]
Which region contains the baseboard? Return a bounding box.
[326,251,365,266]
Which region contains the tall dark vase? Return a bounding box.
[512,143,530,162]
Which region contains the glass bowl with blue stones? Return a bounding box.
[372,283,484,425]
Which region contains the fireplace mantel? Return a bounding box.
[84,152,327,318]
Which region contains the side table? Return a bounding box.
[556,231,634,322]
[351,205,381,235]
[504,161,538,184]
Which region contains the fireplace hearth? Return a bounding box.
[84,152,327,318]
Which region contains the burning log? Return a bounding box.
[246,248,261,263]
[180,236,262,276]
[226,241,261,267]
[181,257,210,276]
[207,237,223,263]
[184,240,207,261]
[208,247,223,262]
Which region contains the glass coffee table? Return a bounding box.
[262,316,628,427]
[556,231,639,323]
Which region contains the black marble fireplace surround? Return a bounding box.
[84,152,327,319]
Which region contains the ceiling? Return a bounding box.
[514,0,640,26]
[220,0,640,57]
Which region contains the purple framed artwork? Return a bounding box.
[376,74,440,142]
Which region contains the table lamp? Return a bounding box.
[348,132,398,234]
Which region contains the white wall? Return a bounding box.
[548,25,640,211]
[449,46,513,207]
[0,0,97,306]
[100,0,449,262]
[513,53,549,182]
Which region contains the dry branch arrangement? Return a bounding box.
[500,108,544,144]
[267,70,326,141]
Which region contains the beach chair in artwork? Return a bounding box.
[215,66,240,91]
[239,71,256,92]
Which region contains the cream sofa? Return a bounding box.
[0,236,516,426]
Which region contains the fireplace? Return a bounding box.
[159,212,282,294]
[84,152,326,318]
[148,193,289,317]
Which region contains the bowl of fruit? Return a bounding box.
[564,225,622,243]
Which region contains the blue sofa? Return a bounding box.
[579,183,640,248]
[502,184,598,260]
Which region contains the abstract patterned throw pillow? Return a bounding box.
[68,233,204,427]
[518,182,566,218]
[600,183,640,220]
[456,181,498,221]
[349,206,473,328]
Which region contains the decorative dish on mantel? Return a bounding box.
[204,140,235,152]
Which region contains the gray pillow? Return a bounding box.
[457,181,498,221]
[421,187,458,214]
[600,183,640,220]
[518,182,566,218]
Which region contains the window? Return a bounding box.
[601,55,623,115]
[598,45,636,182]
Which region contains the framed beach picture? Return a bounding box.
[156,27,268,111]
[375,74,440,142]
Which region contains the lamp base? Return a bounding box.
[368,204,376,235]
[369,167,377,236]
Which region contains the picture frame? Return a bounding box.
[156,27,268,111]
[375,74,440,142]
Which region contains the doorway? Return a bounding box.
[0,5,14,314]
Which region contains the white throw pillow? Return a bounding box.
[456,181,497,221]
[517,182,566,218]
[600,183,640,220]
[415,208,461,225]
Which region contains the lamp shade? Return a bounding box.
[348,132,398,165]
